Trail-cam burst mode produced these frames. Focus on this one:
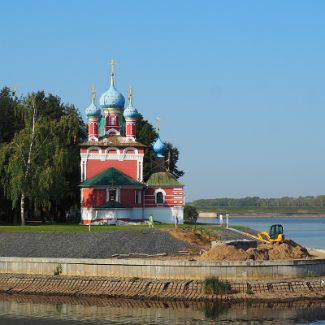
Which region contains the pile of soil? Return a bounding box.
[199,244,249,261]
[198,240,310,261]
[247,240,310,260]
[164,228,211,251]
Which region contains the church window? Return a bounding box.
[109,189,117,201]
[111,116,116,125]
[156,192,164,204]
[135,191,142,204]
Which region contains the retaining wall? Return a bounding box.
[0,257,324,280]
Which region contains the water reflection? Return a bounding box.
[0,294,324,324]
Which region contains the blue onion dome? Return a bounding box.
[123,87,138,120]
[86,101,101,117]
[153,136,166,157]
[99,65,125,109]
[86,86,101,117]
[99,84,125,109]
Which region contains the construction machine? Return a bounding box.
[257,224,285,243]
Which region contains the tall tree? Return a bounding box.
[0,91,86,224]
[0,87,22,222]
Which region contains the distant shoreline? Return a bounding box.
[199,212,325,219]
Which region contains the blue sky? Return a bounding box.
[1,0,325,201]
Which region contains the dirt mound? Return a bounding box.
[198,243,248,261]
[198,240,310,261]
[164,228,211,251]
[249,240,310,260]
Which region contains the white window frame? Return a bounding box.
[154,188,166,205]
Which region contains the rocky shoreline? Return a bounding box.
[0,274,323,302]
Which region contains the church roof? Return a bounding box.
[80,167,144,188]
[96,201,130,209]
[147,171,183,187]
[80,135,146,148]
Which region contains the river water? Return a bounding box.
[1,218,325,324]
[0,295,324,324]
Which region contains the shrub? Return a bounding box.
[203,277,231,295]
[54,263,63,276]
[184,205,199,224]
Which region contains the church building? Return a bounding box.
[79,61,184,224]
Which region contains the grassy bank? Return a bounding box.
[0,223,220,232]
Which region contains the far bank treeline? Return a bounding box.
[192,196,325,212]
[0,87,183,225]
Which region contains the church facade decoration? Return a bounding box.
[80,61,184,224]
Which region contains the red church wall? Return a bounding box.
[89,122,98,137]
[82,188,106,208]
[144,187,184,208]
[126,123,136,137]
[87,160,137,180]
[120,189,142,208]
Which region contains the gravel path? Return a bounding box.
[0,230,197,259]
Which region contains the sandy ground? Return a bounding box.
[308,248,325,259]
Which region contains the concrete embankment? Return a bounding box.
[0,256,324,281]
[0,274,323,302]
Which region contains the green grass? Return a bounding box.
[203,277,232,295]
[0,223,220,233]
[0,224,151,232]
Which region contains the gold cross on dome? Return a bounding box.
[156,116,161,133]
[110,59,116,75]
[91,84,96,102]
[128,86,133,103]
[109,59,116,86]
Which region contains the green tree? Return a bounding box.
[165,143,184,179]
[136,114,158,181]
[0,87,22,143]
[184,204,199,224]
[0,87,22,222]
[0,91,86,224]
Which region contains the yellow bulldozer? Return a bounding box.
[257,224,285,243]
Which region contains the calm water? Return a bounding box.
[198,217,325,249]
[0,295,324,324]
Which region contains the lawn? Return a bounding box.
[0,223,222,232]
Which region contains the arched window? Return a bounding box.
[156,192,164,204]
